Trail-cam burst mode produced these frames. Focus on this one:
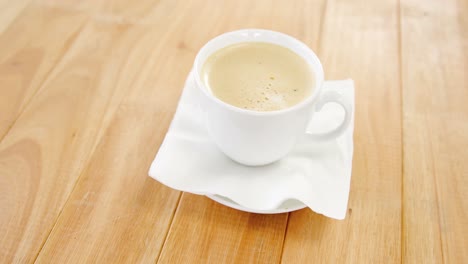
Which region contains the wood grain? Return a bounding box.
[282,0,403,262]
[158,194,288,264]
[35,1,195,262]
[401,0,468,262]
[0,2,174,261]
[0,0,30,34]
[0,0,466,263]
[0,3,88,139]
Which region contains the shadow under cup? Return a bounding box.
[193,29,325,166]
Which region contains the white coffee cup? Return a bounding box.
[193,29,352,166]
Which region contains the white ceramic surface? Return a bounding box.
[207,195,306,214]
[148,72,355,219]
[194,29,352,166]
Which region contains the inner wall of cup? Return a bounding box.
[194,29,324,98]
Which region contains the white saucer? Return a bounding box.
[149,73,354,219]
[207,195,306,214]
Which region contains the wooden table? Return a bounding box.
[1,0,466,263]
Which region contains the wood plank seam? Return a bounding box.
[31,161,87,264]
[14,16,169,260]
[25,20,159,262]
[155,192,183,264]
[397,0,404,263]
[33,1,198,260]
[279,1,328,261]
[281,0,402,261]
[277,213,290,264]
[31,25,166,260]
[29,63,138,260]
[316,0,329,56]
[426,124,445,263]
[400,0,451,261]
[0,1,38,139]
[0,19,88,143]
[1,20,92,261]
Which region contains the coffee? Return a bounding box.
[201,42,314,111]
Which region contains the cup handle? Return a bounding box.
[306,82,353,141]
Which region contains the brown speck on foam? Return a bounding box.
[270,76,275,80]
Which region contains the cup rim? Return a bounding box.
[193,29,324,116]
